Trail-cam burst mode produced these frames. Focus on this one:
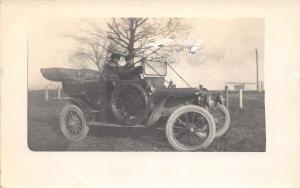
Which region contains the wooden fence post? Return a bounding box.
[45,86,49,101]
[224,85,229,108]
[239,89,243,109]
[57,86,61,99]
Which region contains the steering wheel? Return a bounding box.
[117,64,136,74]
[116,57,145,75]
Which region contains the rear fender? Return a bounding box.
[59,97,96,121]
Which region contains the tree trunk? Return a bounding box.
[126,18,136,65]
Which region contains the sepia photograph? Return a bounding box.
[2,1,300,188]
[27,17,265,151]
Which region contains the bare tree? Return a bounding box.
[67,17,190,71]
[105,18,190,64]
[67,32,110,71]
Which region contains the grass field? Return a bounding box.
[28,90,265,151]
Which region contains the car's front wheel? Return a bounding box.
[208,103,230,138]
[166,105,216,151]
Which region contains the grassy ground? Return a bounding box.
[28,90,265,151]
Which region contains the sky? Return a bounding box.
[28,18,264,90]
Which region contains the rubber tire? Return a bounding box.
[111,84,149,125]
[213,103,230,138]
[59,105,89,142]
[166,105,216,151]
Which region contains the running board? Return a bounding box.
[87,122,145,128]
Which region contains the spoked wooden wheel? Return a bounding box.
[59,105,89,142]
[208,103,230,138]
[111,84,149,125]
[166,105,216,151]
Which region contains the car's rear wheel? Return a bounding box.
[59,105,89,142]
[166,105,216,151]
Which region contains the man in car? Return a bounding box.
[103,53,123,79]
[103,53,142,80]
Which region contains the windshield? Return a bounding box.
[143,61,167,76]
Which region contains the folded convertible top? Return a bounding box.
[40,67,102,82]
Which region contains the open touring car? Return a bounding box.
[41,59,230,151]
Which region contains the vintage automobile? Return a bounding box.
[41,60,230,151]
